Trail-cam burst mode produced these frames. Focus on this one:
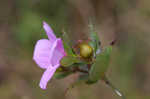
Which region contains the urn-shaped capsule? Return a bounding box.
[79,43,93,58]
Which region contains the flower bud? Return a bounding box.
[79,43,93,58]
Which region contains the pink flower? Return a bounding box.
[33,22,66,90]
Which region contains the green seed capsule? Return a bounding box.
[79,43,93,58]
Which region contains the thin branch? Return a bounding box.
[60,66,88,73]
[103,76,126,99]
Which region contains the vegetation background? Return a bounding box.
[0,0,150,99]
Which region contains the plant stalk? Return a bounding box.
[103,76,126,99]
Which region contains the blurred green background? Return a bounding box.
[0,0,150,99]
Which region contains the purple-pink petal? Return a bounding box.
[43,21,56,43]
[39,65,58,90]
[33,39,52,69]
[51,39,66,66]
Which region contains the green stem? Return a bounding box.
[103,76,126,99]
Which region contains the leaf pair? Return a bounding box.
[60,56,81,67]
[88,46,112,82]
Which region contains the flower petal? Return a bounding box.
[51,38,66,66]
[43,21,56,42]
[33,39,52,69]
[39,65,58,90]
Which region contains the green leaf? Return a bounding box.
[63,42,74,56]
[88,20,101,55]
[89,46,112,82]
[89,32,101,55]
[62,31,74,56]
[60,56,80,67]
[54,72,72,79]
